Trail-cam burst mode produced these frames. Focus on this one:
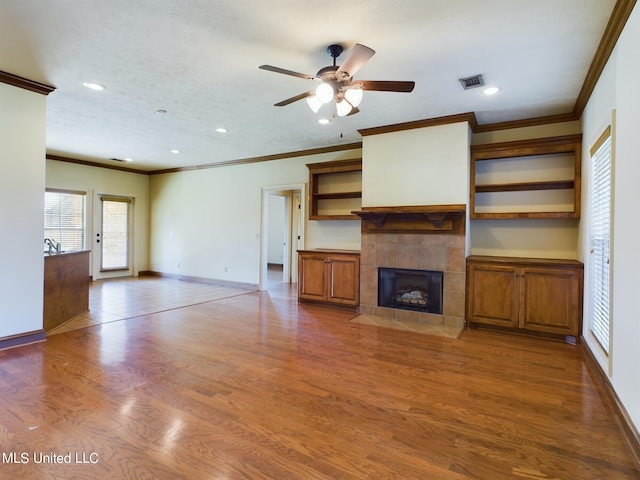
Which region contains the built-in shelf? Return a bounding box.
[315,191,362,200]
[307,158,362,220]
[470,134,582,219]
[475,180,575,193]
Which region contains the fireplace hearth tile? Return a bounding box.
[359,215,467,335]
[443,291,465,318]
[447,246,465,272]
[349,314,462,339]
[398,245,421,269]
[420,245,447,271]
[445,272,465,293]
[395,308,420,323]
[398,234,422,245]
[375,243,398,267]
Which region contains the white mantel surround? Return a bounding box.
[358,120,472,327]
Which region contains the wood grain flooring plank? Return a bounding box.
[0,280,638,479]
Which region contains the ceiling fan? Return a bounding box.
[259,43,415,117]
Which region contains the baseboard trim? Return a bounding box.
[138,270,257,291]
[580,340,640,467]
[0,330,46,351]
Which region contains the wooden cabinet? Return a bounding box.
[44,250,91,331]
[298,249,360,308]
[307,159,362,220]
[466,256,583,342]
[470,135,582,219]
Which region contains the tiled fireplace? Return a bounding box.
[354,205,467,329]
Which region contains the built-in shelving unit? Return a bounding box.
[307,159,362,220]
[470,134,582,219]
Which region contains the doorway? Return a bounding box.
[260,184,305,291]
[93,194,134,280]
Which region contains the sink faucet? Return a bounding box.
[44,238,61,254]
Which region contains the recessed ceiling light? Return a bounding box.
[155,109,167,115]
[82,82,105,91]
[318,118,330,125]
[483,86,501,96]
[216,127,228,133]
[170,149,180,154]
[124,158,133,162]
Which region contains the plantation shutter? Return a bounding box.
[44,189,86,252]
[589,127,612,354]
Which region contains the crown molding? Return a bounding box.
[0,70,55,95]
[46,154,150,175]
[574,0,637,117]
[474,112,580,133]
[358,113,478,137]
[149,142,362,175]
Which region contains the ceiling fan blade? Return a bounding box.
[347,107,360,116]
[335,43,375,79]
[274,91,315,107]
[358,80,416,92]
[259,65,315,80]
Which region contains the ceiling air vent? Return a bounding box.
[459,74,485,90]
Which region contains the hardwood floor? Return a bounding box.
[1,277,638,479]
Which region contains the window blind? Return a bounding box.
[589,130,612,354]
[44,190,86,252]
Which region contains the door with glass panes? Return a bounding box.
[93,195,133,279]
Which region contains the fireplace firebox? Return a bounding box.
[378,267,444,314]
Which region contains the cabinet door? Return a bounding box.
[521,267,580,335]
[327,255,360,306]
[467,263,519,327]
[298,254,328,301]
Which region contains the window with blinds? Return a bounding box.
[589,127,612,354]
[44,189,86,253]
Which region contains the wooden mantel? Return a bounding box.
[352,204,466,235]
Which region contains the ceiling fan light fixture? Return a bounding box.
[306,95,322,113]
[316,83,334,104]
[335,98,353,117]
[344,88,363,107]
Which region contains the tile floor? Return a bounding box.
[48,275,256,335]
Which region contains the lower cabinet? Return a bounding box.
[298,250,360,308]
[466,256,584,342]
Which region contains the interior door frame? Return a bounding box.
[260,183,305,291]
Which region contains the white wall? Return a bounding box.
[149,149,362,286]
[471,218,579,259]
[0,83,47,337]
[45,160,150,276]
[361,122,470,207]
[580,3,640,431]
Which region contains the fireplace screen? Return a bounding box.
[378,267,443,314]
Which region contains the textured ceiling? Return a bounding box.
[0,0,616,171]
